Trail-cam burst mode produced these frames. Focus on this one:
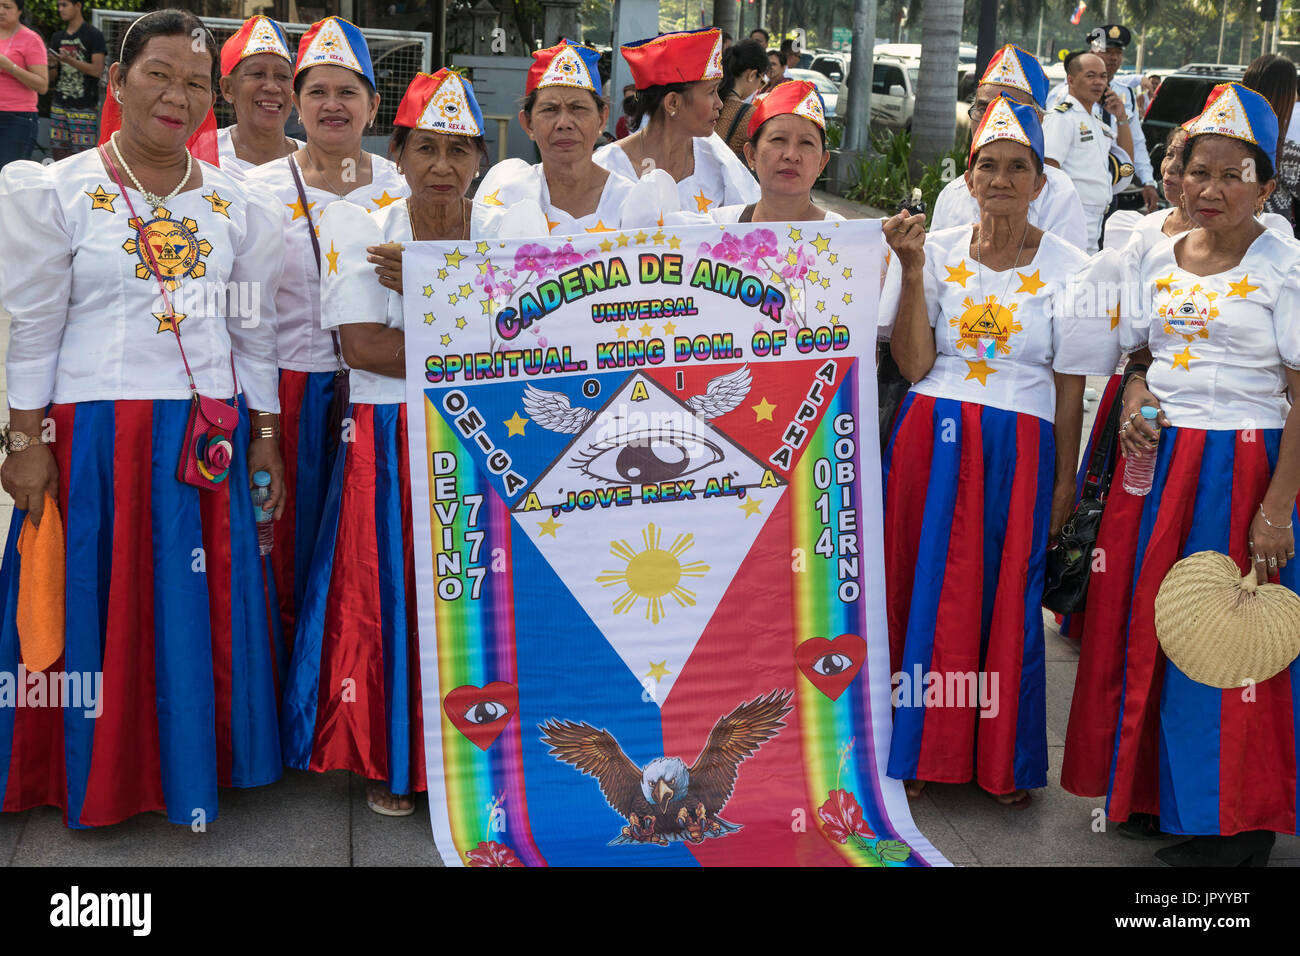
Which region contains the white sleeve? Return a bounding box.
[1272,255,1300,371]
[318,200,386,333]
[1042,111,1072,166]
[1101,209,1143,251]
[0,162,71,410]
[929,179,970,233]
[1127,89,1154,185]
[877,248,900,341]
[1051,247,1123,376]
[706,134,761,205]
[228,182,284,413]
[1118,236,1154,352]
[1261,211,1294,237]
[1041,172,1088,251]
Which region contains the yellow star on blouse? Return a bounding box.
[287,197,316,221]
[1154,272,1176,293]
[546,217,561,233]
[1227,274,1259,298]
[585,220,615,233]
[475,241,490,254]
[788,226,802,241]
[203,191,231,218]
[504,411,528,436]
[325,241,340,275]
[154,311,187,333]
[444,248,467,269]
[1171,346,1196,370]
[1016,269,1045,295]
[811,234,831,254]
[598,238,614,253]
[480,189,504,206]
[964,358,997,385]
[945,260,975,287]
[694,191,714,212]
[85,184,118,212]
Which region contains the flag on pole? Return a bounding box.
[1070,2,1087,25]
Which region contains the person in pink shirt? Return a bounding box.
[0,0,48,167]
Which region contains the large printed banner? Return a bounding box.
[405,220,944,866]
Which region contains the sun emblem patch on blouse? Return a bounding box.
[122,208,214,302]
[951,294,1023,358]
[1160,283,1218,340]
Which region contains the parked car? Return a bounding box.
[809,51,851,84]
[786,67,844,118]
[870,54,917,129]
[1142,63,1247,167]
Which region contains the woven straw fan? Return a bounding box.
[1155,550,1300,689]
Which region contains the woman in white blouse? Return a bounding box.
[245,16,408,645]
[282,69,484,817]
[593,27,759,215]
[215,16,300,173]
[879,96,1117,808]
[1065,83,1300,867]
[0,9,284,827]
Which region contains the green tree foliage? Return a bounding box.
[26,0,143,38]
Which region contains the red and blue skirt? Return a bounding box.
[1064,426,1300,835]
[271,369,341,648]
[0,399,282,828]
[279,403,426,795]
[883,393,1053,794]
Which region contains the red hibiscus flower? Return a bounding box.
[818,789,875,844]
[464,841,524,867]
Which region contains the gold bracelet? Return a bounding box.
[253,426,277,440]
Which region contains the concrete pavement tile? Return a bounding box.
[11,769,350,866]
[1044,620,1080,663]
[906,788,978,864]
[349,776,444,867]
[1045,661,1077,750]
[0,809,28,865]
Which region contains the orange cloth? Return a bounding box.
[15,494,65,673]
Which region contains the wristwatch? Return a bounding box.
[1,425,41,455]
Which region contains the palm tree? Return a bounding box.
[911,0,963,168]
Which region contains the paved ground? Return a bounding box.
[2,207,1296,867]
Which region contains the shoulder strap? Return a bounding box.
[1081,382,1126,501]
[724,102,751,147]
[288,154,345,371]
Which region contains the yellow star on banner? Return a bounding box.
[739,497,763,517]
[475,241,489,254]
[634,231,648,245]
[504,411,528,436]
[455,316,467,329]
[480,298,495,315]
[808,270,822,284]
[1155,272,1176,293]
[478,260,493,274]
[1108,304,1120,330]
[785,249,799,267]
[668,235,682,250]
[831,314,840,324]
[440,333,453,346]
[584,220,615,233]
[662,322,676,336]
[652,229,665,243]
[546,217,561,233]
[770,271,784,284]
[437,268,449,280]
[842,292,853,304]
[816,300,826,312]
[1227,274,1259,298]
[828,252,839,264]
[964,358,997,385]
[616,325,630,339]
[448,292,460,305]
[444,248,467,269]
[85,184,118,212]
[287,197,316,221]
[645,660,671,683]
[1171,346,1196,370]
[1016,269,1046,295]
[154,311,187,333]
[788,226,802,241]
[203,191,231,218]
[945,260,975,287]
[842,267,854,280]
[423,312,434,324]
[811,234,831,255]
[616,232,631,248]
[821,277,831,289]
[752,397,776,421]
[639,323,654,337]
[694,190,713,212]
[422,284,434,297]
[325,241,340,275]
[480,189,504,206]
[372,191,401,208]
[598,238,614,253]
[537,515,561,537]
[459,283,472,298]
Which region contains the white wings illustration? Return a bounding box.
[686,366,752,420]
[522,383,596,434]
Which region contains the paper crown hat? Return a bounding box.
[747,79,826,138]
[1185,82,1279,159]
[970,94,1045,164]
[220,16,292,77]
[394,68,485,137]
[621,27,724,89]
[980,44,1049,109]
[295,16,375,88]
[527,39,602,96]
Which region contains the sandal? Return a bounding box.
[366,782,415,817]
[904,779,927,798]
[984,787,1032,810]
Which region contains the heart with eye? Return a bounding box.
[443,681,519,750]
[795,634,866,701]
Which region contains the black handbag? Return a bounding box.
[1041,384,1125,615]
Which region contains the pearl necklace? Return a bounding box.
[110,132,193,210]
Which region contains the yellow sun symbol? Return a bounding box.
[950,295,1021,355]
[122,208,212,293]
[1160,283,1219,340]
[595,523,710,625]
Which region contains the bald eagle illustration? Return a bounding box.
[538,689,794,845]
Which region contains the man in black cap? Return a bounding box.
[1047,24,1158,212]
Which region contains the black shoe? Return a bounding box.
[1116,813,1163,839]
[1154,831,1275,867]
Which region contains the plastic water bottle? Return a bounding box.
[251,470,274,555]
[1122,406,1161,497]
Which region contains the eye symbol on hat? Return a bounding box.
[560,60,576,74]
[444,102,459,116]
